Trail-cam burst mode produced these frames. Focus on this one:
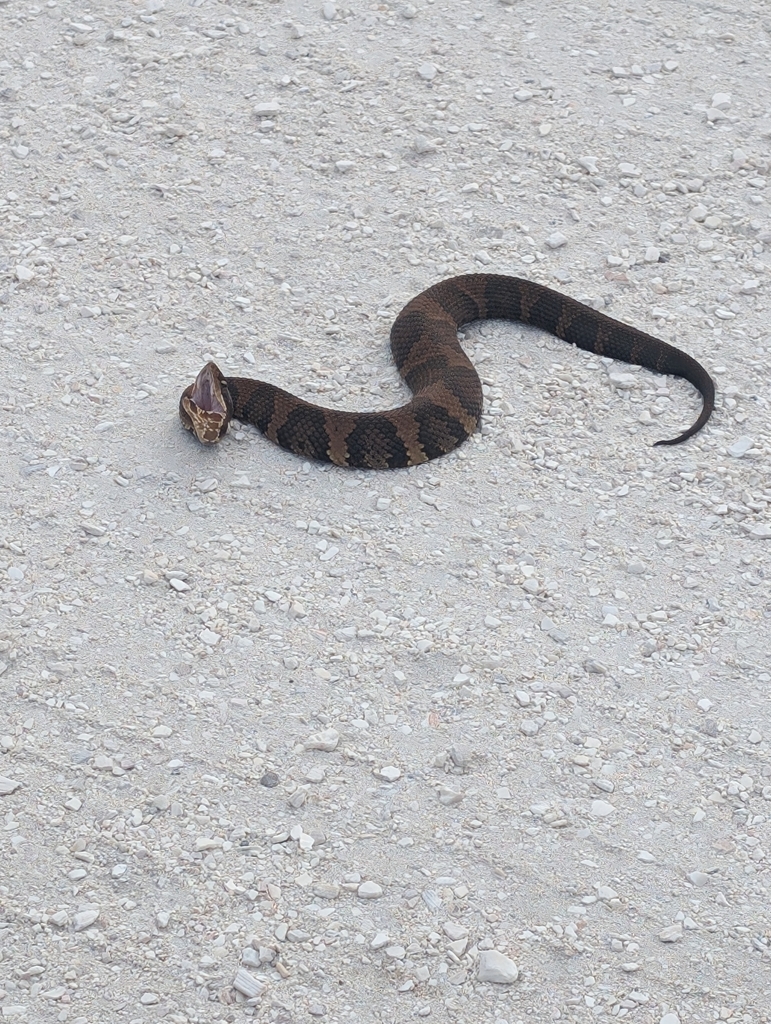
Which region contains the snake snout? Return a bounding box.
[179,361,232,443]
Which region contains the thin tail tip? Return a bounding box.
[653,416,710,447]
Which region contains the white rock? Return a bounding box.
[418,62,437,82]
[687,870,710,887]
[73,907,100,931]
[357,881,383,899]
[254,100,280,116]
[545,231,567,249]
[304,728,340,751]
[597,885,618,900]
[748,526,771,539]
[728,436,754,457]
[0,776,21,795]
[626,558,646,574]
[413,134,437,155]
[379,765,402,781]
[437,785,464,806]
[15,265,35,282]
[658,923,683,942]
[233,968,265,998]
[477,949,519,984]
[590,800,615,817]
[577,155,599,174]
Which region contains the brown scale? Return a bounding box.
[179,274,715,469]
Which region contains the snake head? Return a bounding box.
[179,361,233,443]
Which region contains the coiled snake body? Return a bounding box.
[179,274,714,469]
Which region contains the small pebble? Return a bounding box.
[233,968,265,998]
[304,728,340,751]
[0,776,21,795]
[728,435,754,457]
[545,232,568,249]
[590,800,615,817]
[687,870,710,887]
[477,950,519,984]
[73,907,100,931]
[357,881,383,899]
[658,923,683,942]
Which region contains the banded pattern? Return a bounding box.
[179,274,715,468]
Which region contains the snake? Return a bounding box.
[179,274,715,469]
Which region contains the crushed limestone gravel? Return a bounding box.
[1,1,770,1023]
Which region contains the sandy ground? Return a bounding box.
[1,1,770,1022]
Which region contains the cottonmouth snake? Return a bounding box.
[179,274,714,469]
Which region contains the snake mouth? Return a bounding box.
[179,361,231,443]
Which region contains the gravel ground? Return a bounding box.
[1,1,770,1022]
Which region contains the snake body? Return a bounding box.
[179,274,715,469]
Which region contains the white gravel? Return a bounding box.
[1,2,770,1023]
